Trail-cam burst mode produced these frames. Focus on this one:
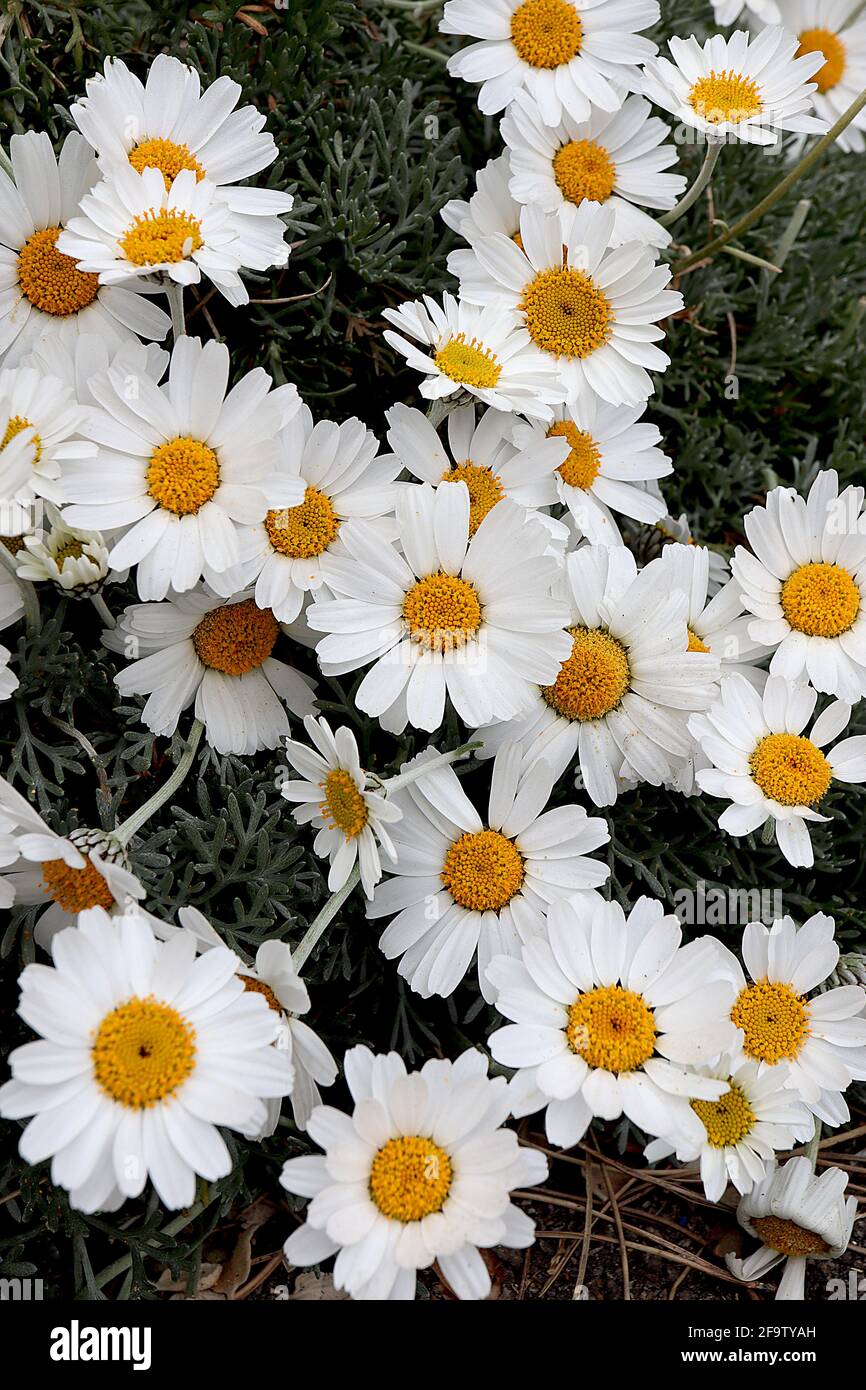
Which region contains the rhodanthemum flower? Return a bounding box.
[107,588,317,756]
[456,201,683,406]
[476,544,719,804]
[502,92,686,249]
[0,906,294,1212]
[644,1056,814,1202]
[653,542,771,685]
[281,1044,548,1300]
[307,483,572,734]
[730,469,866,703]
[690,672,866,868]
[23,332,169,412]
[222,403,399,621]
[442,153,523,296]
[60,336,300,600]
[0,131,169,365]
[441,0,659,124]
[282,715,402,899]
[488,894,738,1147]
[382,291,557,420]
[713,913,866,1124]
[367,743,610,1000]
[782,0,866,152]
[642,26,827,146]
[726,1156,857,1300]
[0,362,95,530]
[15,504,111,596]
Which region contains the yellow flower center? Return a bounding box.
[443,461,504,535]
[691,1082,755,1148]
[542,626,631,721]
[320,767,368,839]
[433,334,502,390]
[264,487,339,560]
[128,137,207,191]
[92,996,196,1108]
[146,436,220,515]
[731,979,810,1064]
[42,855,115,913]
[547,420,602,490]
[751,1215,831,1257]
[441,828,525,912]
[687,627,710,653]
[688,70,763,123]
[54,540,86,564]
[513,230,525,252]
[120,209,204,267]
[0,414,42,464]
[17,226,100,317]
[192,599,280,676]
[241,975,284,1014]
[780,561,860,638]
[511,0,583,68]
[749,732,832,808]
[369,1135,453,1223]
[797,27,846,92]
[521,266,612,359]
[403,572,482,651]
[566,985,657,1073]
[1,535,25,555]
[553,138,617,206]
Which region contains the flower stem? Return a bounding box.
[167,280,186,340]
[660,141,721,229]
[805,1119,822,1171]
[0,541,41,635]
[91,591,116,630]
[114,718,204,847]
[293,864,360,972]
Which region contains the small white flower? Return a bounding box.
[780,0,866,152]
[0,361,95,531]
[16,504,110,596]
[442,153,522,294]
[653,542,771,684]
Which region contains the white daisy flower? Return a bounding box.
[455,201,683,406]
[15,504,110,596]
[502,92,686,250]
[713,0,781,26]
[0,906,294,1212]
[442,153,523,297]
[441,0,659,124]
[60,336,300,600]
[509,396,672,546]
[780,0,866,151]
[726,1156,857,1300]
[714,913,866,1123]
[644,1056,814,1202]
[653,542,771,684]
[731,469,866,703]
[281,1044,549,1301]
[0,775,144,950]
[367,743,610,1001]
[106,587,317,757]
[0,131,169,366]
[651,498,731,594]
[0,361,96,530]
[382,291,558,420]
[0,416,38,534]
[22,332,169,412]
[642,26,827,146]
[307,482,573,735]
[488,894,738,1147]
[476,545,720,805]
[221,403,399,621]
[58,164,291,309]
[690,672,866,868]
[282,715,403,899]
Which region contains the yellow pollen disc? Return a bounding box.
[553,138,617,206]
[797,28,846,92]
[731,979,810,1064]
[0,414,42,464]
[42,855,115,913]
[1,535,25,555]
[521,266,612,360]
[542,625,630,721]
[441,828,524,912]
[264,487,339,560]
[403,572,482,652]
[92,996,196,1108]
[146,436,220,515]
[369,1135,453,1223]
[192,599,280,676]
[547,420,602,490]
[691,1082,755,1148]
[780,561,860,638]
[17,226,100,317]
[320,767,368,839]
[687,627,710,653]
[54,540,85,564]
[513,230,526,252]
[128,137,206,191]
[511,0,583,68]
[566,985,656,1073]
[433,333,502,390]
[751,1214,831,1257]
[749,732,832,808]
[241,976,284,1014]
[444,461,504,535]
[688,69,763,123]
[120,208,203,266]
